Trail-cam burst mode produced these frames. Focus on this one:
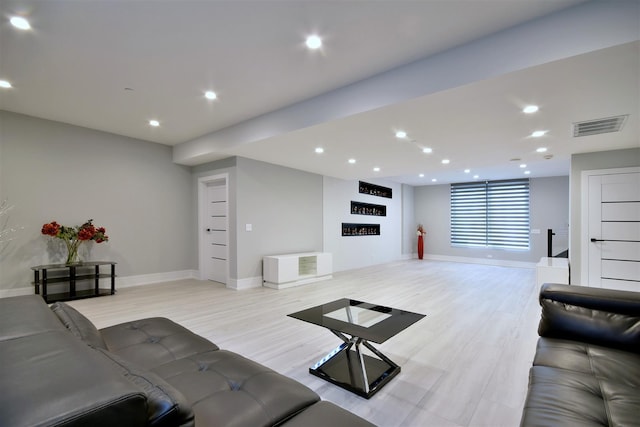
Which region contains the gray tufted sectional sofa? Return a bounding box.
[0,295,375,426]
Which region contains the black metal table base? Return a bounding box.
[309,329,400,399]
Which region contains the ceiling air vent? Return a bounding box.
[573,115,628,137]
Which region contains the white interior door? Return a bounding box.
[587,170,640,291]
[199,175,228,284]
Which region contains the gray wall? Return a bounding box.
[0,111,195,290]
[236,157,323,280]
[401,184,416,256]
[414,176,569,264]
[323,177,402,272]
[570,148,640,284]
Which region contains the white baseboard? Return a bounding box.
[0,286,33,298]
[0,269,200,299]
[117,270,200,288]
[422,254,536,269]
[227,276,263,290]
[263,274,333,290]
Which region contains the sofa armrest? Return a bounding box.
[538,283,640,353]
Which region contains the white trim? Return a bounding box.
[0,286,33,298]
[198,173,229,283]
[117,270,200,288]
[423,254,536,269]
[580,167,640,288]
[264,275,333,290]
[227,276,262,290]
[0,269,201,299]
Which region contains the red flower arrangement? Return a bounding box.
[41,219,108,264]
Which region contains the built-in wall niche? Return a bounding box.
[351,201,386,216]
[342,223,380,236]
[359,181,392,199]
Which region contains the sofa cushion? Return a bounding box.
[96,348,194,427]
[521,365,640,427]
[50,301,107,349]
[149,349,321,427]
[534,338,640,389]
[100,317,219,370]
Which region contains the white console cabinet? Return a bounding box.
[263,252,332,289]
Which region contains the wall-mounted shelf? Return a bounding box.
[342,223,380,236]
[351,201,386,216]
[359,181,392,199]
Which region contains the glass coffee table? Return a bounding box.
[288,298,425,399]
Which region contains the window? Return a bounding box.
[451,179,530,250]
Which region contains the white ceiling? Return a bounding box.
[1,0,638,186]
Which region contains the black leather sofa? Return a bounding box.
[520,283,640,427]
[0,295,375,427]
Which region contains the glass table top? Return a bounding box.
[288,298,425,344]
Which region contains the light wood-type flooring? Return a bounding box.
[67,259,541,427]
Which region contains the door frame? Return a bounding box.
[580,166,639,286]
[198,173,229,282]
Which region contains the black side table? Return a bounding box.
[31,262,116,303]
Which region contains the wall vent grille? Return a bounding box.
[573,115,627,137]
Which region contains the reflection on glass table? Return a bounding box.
[323,306,391,328]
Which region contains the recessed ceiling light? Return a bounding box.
[464,169,470,173]
[520,164,527,168]
[523,105,539,114]
[422,147,432,154]
[348,158,356,164]
[524,170,531,175]
[395,130,407,139]
[473,175,479,179]
[315,147,324,154]
[0,80,12,88]
[431,178,437,182]
[531,130,547,138]
[149,120,160,127]
[205,91,217,100]
[419,174,425,178]
[10,16,31,30]
[373,167,380,172]
[306,35,322,50]
[536,147,548,153]
[441,159,450,164]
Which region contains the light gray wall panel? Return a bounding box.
[402,184,416,255]
[236,157,323,280]
[323,177,402,272]
[0,111,195,290]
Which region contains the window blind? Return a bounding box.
[451,179,530,250]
